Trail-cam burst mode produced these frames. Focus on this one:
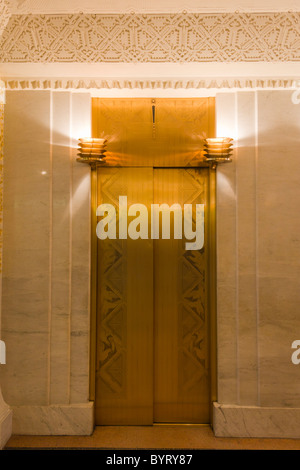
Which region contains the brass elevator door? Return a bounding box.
[153,168,209,423]
[95,167,210,425]
[96,168,154,425]
[93,98,215,425]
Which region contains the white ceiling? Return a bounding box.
[7,0,300,13]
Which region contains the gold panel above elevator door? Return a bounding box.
[92,98,215,167]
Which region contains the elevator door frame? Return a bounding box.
[89,164,217,424]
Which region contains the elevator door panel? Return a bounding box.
[95,167,154,425]
[95,167,210,424]
[153,168,210,423]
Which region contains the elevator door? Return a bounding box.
[153,168,209,423]
[95,167,210,425]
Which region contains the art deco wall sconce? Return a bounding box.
[203,137,233,167]
[77,138,107,163]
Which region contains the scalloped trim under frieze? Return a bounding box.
[2,77,300,90]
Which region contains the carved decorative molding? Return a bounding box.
[0,12,300,63]
[2,77,299,90]
[0,0,11,39]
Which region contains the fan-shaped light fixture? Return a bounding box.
[203,137,233,164]
[77,138,107,163]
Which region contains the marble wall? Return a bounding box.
[0,79,13,449]
[215,90,300,437]
[1,89,300,437]
[0,90,93,434]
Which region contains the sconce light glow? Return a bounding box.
[217,172,236,200]
[0,80,5,105]
[77,137,107,164]
[72,173,91,214]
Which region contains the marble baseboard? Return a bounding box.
[213,402,300,438]
[12,402,94,435]
[0,402,12,449]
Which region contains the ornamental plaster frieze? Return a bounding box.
[0,12,299,63]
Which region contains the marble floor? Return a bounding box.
[5,425,300,450]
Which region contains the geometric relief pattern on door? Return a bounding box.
[92,98,215,167]
[178,169,208,397]
[97,169,127,397]
[93,98,155,167]
[154,100,211,168]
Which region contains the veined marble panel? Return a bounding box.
[215,93,238,404]
[236,92,258,406]
[50,91,72,405]
[214,402,300,438]
[0,388,12,448]
[2,91,51,405]
[70,93,91,404]
[257,90,300,408]
[1,90,92,423]
[12,402,94,435]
